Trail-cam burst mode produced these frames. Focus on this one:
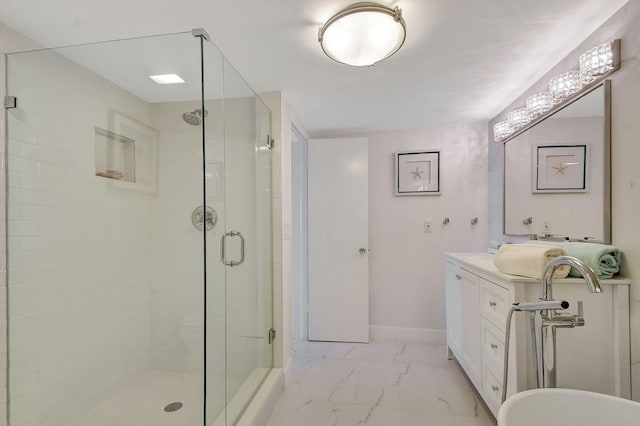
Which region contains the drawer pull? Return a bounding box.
[490,343,498,349]
[489,301,497,307]
[492,385,499,392]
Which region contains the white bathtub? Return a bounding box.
[498,388,640,426]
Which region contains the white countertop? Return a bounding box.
[444,252,631,285]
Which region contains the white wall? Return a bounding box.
[489,1,640,400]
[5,41,154,425]
[364,124,489,340]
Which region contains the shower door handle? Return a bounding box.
[221,230,245,267]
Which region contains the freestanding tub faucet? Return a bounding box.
[535,256,602,388]
[502,256,603,403]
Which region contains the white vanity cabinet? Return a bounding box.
[446,264,482,388]
[445,253,631,417]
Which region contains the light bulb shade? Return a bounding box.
[507,108,530,130]
[549,70,583,103]
[318,3,406,67]
[526,92,553,118]
[579,41,614,84]
[493,120,513,141]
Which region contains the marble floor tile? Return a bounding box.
[268,340,497,426]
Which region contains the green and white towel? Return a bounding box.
[527,241,622,279]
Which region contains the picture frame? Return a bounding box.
[395,150,440,195]
[533,144,587,193]
[97,110,159,194]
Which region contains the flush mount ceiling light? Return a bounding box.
[149,73,185,84]
[318,2,406,67]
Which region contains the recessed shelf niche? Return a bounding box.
[95,127,135,182]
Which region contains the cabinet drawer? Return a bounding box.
[481,317,505,377]
[480,279,510,330]
[482,364,503,415]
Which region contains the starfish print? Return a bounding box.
[552,163,568,175]
[410,166,423,180]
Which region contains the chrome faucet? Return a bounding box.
[502,256,602,403]
[534,256,602,388]
[541,256,602,301]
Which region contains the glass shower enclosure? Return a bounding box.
[5,30,273,425]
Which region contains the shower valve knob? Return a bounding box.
[191,206,217,231]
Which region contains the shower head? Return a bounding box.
[182,109,208,126]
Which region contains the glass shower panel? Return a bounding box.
[256,95,274,375]
[213,58,273,425]
[5,32,215,425]
[201,37,228,424]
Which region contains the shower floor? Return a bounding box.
[68,370,207,426]
[64,368,269,426]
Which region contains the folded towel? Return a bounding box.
[526,241,622,279]
[493,243,570,279]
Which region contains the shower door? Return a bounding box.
[203,50,274,424]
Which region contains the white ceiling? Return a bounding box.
[0,0,629,137]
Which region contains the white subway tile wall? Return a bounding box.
[5,48,154,425]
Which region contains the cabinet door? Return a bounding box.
[461,268,482,389]
[445,262,463,358]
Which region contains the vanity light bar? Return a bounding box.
[494,39,621,142]
[526,92,554,118]
[494,120,513,140]
[549,70,583,104]
[507,107,530,130]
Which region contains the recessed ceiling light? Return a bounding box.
[149,74,185,84]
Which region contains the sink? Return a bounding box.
[498,389,640,426]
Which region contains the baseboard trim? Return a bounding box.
[369,325,446,344]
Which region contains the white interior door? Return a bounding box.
[308,137,369,343]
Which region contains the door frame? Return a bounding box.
[291,124,309,341]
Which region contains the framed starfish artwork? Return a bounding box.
[533,144,587,192]
[395,151,440,195]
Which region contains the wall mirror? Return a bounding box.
[504,81,611,242]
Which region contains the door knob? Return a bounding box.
[359,246,369,255]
